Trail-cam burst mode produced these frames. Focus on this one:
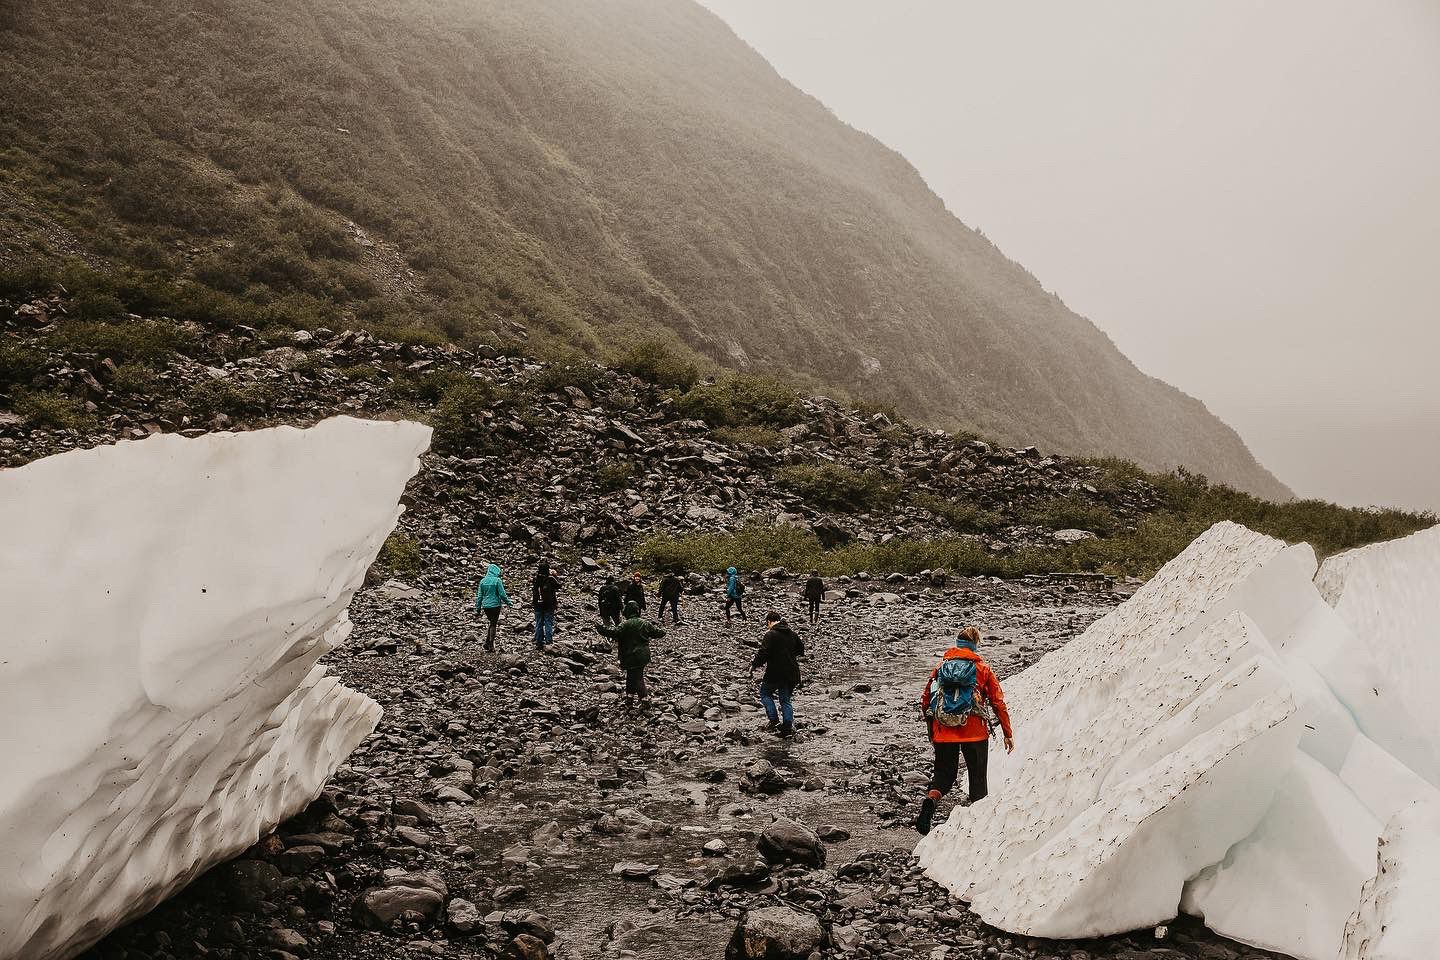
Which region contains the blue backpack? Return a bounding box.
[929,657,979,728]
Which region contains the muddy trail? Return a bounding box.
[82,571,1291,960]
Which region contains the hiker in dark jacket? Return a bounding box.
[623,572,647,614]
[724,566,746,622]
[658,573,683,624]
[803,570,825,624]
[597,576,623,626]
[750,611,805,737]
[531,562,561,649]
[596,600,666,709]
[914,625,1014,835]
[474,563,513,651]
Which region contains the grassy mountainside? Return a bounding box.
[0,0,1290,498]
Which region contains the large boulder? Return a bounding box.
[757,817,825,868]
[354,870,448,928]
[726,905,824,959]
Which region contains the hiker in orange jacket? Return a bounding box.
[915,626,1013,835]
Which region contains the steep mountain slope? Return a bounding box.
[0,0,1290,498]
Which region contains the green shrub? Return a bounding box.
[181,378,277,422]
[48,319,194,364]
[776,462,899,513]
[675,374,803,428]
[913,493,1006,534]
[339,364,386,382]
[379,531,422,576]
[394,369,471,404]
[71,291,127,322]
[430,377,504,454]
[13,389,95,430]
[529,360,605,397]
[0,262,58,300]
[0,340,46,390]
[638,524,826,574]
[1080,456,1152,499]
[596,458,636,491]
[615,338,699,391]
[1021,495,1119,535]
[111,363,161,394]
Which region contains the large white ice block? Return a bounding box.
[0,417,430,960]
[1339,798,1440,960]
[1316,525,1440,785]
[916,521,1440,960]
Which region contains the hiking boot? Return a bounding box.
[915,795,938,835]
[776,724,794,739]
[763,719,780,732]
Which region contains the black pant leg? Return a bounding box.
[961,739,990,803]
[928,742,961,795]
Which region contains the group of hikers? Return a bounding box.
[473,562,1012,833]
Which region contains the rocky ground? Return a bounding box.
[4,295,1291,960]
[74,565,1289,960]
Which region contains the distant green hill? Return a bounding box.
[0,0,1291,498]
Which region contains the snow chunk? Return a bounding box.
[917,520,1440,960]
[1340,798,1440,960]
[0,417,429,960]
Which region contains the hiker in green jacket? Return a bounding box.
[596,600,666,710]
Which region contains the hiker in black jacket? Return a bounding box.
[750,611,805,737]
[597,576,623,626]
[623,572,647,614]
[803,570,825,624]
[531,562,561,649]
[658,573,683,624]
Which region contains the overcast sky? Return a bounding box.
[700,0,1440,513]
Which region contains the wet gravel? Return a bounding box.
[80,568,1293,960]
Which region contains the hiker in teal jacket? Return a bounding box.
[724,566,746,622]
[475,563,513,651]
[596,601,666,709]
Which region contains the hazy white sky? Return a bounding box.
[700,0,1440,512]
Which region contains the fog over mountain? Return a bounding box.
[0,0,1290,498]
[702,0,1440,512]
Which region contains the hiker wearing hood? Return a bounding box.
[915,626,1014,835]
[658,572,683,624]
[623,572,647,614]
[474,563,513,651]
[750,611,804,737]
[597,576,623,626]
[531,562,561,649]
[724,566,746,622]
[803,571,825,624]
[596,600,666,708]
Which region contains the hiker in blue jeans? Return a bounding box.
[751,610,805,738]
[531,561,561,649]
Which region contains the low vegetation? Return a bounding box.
[674,374,804,429]
[614,338,700,392]
[776,462,899,514]
[12,389,95,431]
[1021,495,1120,535]
[378,531,422,577]
[640,483,1436,580]
[912,493,1006,535]
[596,458,637,492]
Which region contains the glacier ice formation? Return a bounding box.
[916,521,1440,960]
[0,416,429,960]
